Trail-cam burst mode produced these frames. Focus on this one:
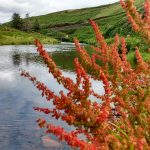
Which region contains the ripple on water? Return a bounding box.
[0,44,103,150]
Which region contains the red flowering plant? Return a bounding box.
[120,0,150,44]
[21,0,150,149]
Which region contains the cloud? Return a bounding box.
[0,0,119,23]
[0,12,12,23]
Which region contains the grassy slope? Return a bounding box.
[0,26,58,45]
[3,0,145,45]
[29,2,122,26]
[29,0,144,42]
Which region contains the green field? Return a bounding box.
[3,0,144,43]
[0,26,58,45]
[25,0,144,44]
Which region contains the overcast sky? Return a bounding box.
[0,0,119,23]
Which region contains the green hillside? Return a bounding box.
[1,0,147,49]
[29,0,142,26]
[0,26,58,45]
[27,0,144,44]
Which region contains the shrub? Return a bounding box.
[120,0,150,44]
[21,0,150,149]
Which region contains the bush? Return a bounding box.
[21,0,150,149]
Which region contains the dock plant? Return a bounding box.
[21,0,150,149]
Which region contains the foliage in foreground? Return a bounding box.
[21,0,150,149]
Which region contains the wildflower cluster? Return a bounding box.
[21,0,150,149]
[120,0,150,44]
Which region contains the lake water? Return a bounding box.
[0,43,104,150]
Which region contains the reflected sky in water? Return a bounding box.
[0,44,104,150]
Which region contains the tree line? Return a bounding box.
[11,13,40,32]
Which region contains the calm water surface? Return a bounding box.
[0,43,104,150]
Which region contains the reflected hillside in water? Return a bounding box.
[11,49,78,71]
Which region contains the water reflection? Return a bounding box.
[0,71,14,82]
[0,44,104,150]
[12,52,21,66]
[11,48,78,71]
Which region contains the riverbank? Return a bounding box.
[0,26,58,45]
[0,26,149,68]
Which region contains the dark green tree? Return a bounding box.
[33,19,40,31]
[11,13,23,30]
